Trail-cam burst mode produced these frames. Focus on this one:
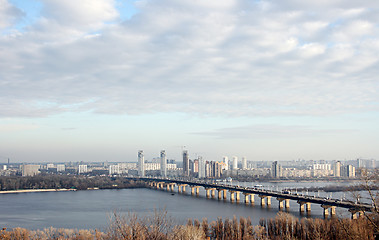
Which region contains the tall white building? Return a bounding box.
[242,157,247,170]
[333,161,341,177]
[78,165,88,174]
[222,156,229,170]
[198,156,205,178]
[138,150,145,177]
[160,150,167,178]
[232,156,238,170]
[57,164,65,172]
[109,165,120,175]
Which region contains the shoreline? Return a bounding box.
[0,188,77,194]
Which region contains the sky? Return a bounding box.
[0,0,378,163]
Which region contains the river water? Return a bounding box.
[0,180,365,230]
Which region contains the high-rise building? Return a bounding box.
[344,165,355,178]
[271,161,281,178]
[333,161,341,177]
[57,164,65,172]
[242,157,247,170]
[183,150,189,176]
[109,165,120,175]
[160,150,167,178]
[198,156,205,178]
[78,165,88,174]
[222,156,229,170]
[138,150,145,177]
[21,165,40,176]
[232,156,238,170]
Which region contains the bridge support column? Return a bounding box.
[306,202,311,212]
[230,192,235,202]
[218,190,223,200]
[191,187,195,195]
[223,190,227,199]
[266,196,271,206]
[236,192,240,203]
[196,187,200,196]
[285,199,290,209]
[277,198,285,210]
[331,206,336,216]
[321,205,331,219]
[298,201,306,212]
[211,189,216,199]
[244,194,249,203]
[166,184,170,191]
[177,185,181,193]
[250,194,255,204]
[259,195,266,206]
[206,189,210,198]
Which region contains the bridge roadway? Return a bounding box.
[127,177,373,219]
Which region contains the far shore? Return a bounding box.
[0,188,77,194]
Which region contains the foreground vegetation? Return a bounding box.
[0,175,146,191]
[1,210,378,240]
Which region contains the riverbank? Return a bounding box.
[0,188,77,194]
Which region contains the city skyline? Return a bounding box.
[1,0,379,163]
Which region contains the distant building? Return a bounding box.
[183,150,189,177]
[242,157,247,170]
[47,163,55,169]
[21,165,40,176]
[222,156,229,170]
[160,150,167,178]
[198,156,205,178]
[271,161,281,178]
[232,156,238,170]
[57,164,65,172]
[109,165,120,175]
[343,165,356,178]
[138,150,145,177]
[333,161,341,177]
[78,165,88,174]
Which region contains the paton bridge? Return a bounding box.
[126,177,373,219]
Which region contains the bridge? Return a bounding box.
[127,177,373,219]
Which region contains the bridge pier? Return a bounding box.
[218,189,227,200]
[306,202,311,212]
[349,209,363,219]
[259,195,271,207]
[223,190,227,199]
[212,189,217,199]
[277,198,285,210]
[205,188,216,198]
[230,192,235,202]
[190,186,201,196]
[267,196,271,206]
[259,195,266,206]
[321,205,336,219]
[298,201,311,213]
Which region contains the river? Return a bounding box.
[0,180,365,230]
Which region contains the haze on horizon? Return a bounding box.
[0,0,378,163]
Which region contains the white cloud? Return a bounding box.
[0,0,378,118]
[0,0,24,29]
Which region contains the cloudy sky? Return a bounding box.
[1,0,378,163]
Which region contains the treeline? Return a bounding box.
[1,211,377,240]
[0,175,146,191]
